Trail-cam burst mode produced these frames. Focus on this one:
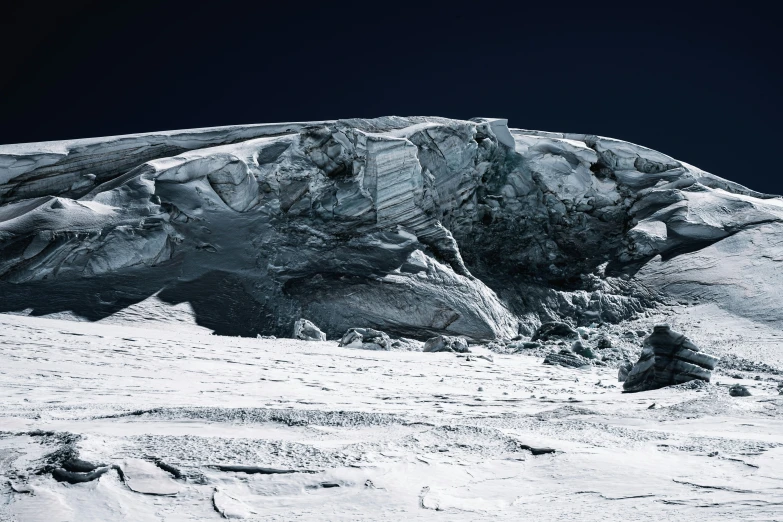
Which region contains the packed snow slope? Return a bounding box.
[1,117,781,339]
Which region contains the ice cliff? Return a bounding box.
[1,116,781,339]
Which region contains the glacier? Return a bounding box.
[1,116,781,340]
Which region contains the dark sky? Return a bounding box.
[2,1,781,194]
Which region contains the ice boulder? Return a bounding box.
[531,322,579,343]
[623,324,718,392]
[293,319,326,342]
[339,328,391,350]
[543,349,590,368]
[423,335,470,353]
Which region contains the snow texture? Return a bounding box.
[1,311,782,521]
[1,116,783,520]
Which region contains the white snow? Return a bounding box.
[117,459,180,496]
[1,312,781,521]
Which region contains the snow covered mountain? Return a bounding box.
[1,117,781,339]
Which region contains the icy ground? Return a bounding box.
[1,310,782,521]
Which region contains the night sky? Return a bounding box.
[2,1,781,194]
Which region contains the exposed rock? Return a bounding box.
[293,319,326,342]
[543,349,589,368]
[729,384,752,397]
[531,322,579,343]
[623,325,718,393]
[339,328,391,350]
[423,335,470,353]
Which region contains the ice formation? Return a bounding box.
[1,116,781,341]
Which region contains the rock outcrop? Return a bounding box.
[1,116,781,340]
[623,325,718,392]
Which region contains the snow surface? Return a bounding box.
[1,311,782,521]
